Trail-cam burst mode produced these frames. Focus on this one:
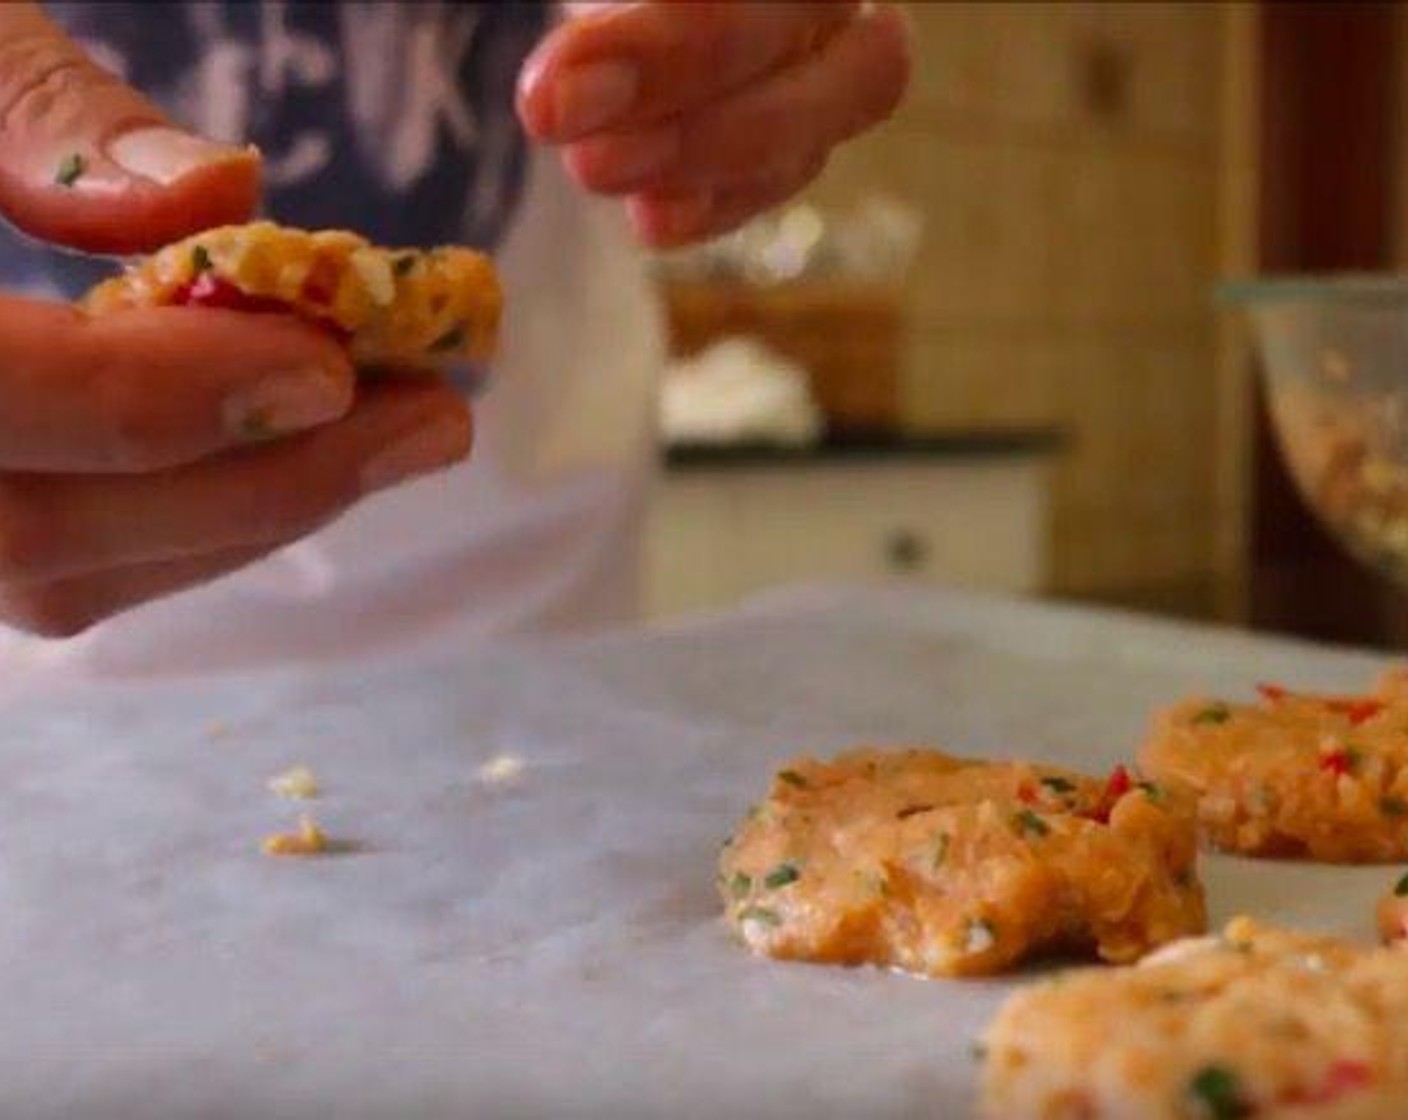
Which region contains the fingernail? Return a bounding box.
[554,60,638,137]
[589,127,679,190]
[106,126,255,186]
[223,368,348,441]
[633,191,714,243]
[361,416,470,491]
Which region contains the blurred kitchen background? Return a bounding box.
[642,1,1408,650]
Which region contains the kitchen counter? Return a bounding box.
[0,584,1391,1118]
[649,429,1064,618]
[662,427,1066,471]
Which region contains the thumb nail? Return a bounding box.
[223,367,351,442]
[552,60,639,138]
[106,126,256,186]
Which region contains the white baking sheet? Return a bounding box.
[0,583,1396,1119]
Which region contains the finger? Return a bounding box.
[0,2,260,254]
[560,4,908,195]
[626,153,829,249]
[518,0,859,142]
[0,379,472,584]
[0,542,279,639]
[0,296,353,473]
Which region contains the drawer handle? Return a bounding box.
[885,529,929,572]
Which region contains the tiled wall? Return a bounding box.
[806,2,1233,615]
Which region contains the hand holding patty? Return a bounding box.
[0,2,258,253]
[0,294,477,638]
[0,5,473,636]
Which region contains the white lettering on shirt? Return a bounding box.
[341,2,483,191]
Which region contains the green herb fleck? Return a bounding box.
[1039,776,1076,794]
[393,253,417,277]
[428,323,467,353]
[763,862,800,890]
[55,152,86,187]
[1186,1064,1250,1119]
[1382,796,1408,817]
[1013,808,1049,838]
[191,245,213,274]
[1344,746,1366,772]
[969,1041,988,1062]
[778,770,808,789]
[737,905,780,928]
[1136,780,1165,803]
[1192,703,1231,726]
[729,873,752,899]
[1396,871,1408,898]
[932,832,950,871]
[238,410,278,443]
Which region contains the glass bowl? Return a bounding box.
[1224,275,1408,586]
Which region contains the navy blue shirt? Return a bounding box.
[7,1,549,297]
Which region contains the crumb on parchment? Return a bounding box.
[268,765,319,800]
[477,754,525,786]
[261,815,328,858]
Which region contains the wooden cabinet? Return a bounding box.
[645,441,1055,619]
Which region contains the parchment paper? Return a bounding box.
[0,583,1396,1119]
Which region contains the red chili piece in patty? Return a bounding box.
[173,273,292,314]
[1088,765,1132,825]
[1290,1060,1373,1105]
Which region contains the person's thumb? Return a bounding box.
[0,3,261,256]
